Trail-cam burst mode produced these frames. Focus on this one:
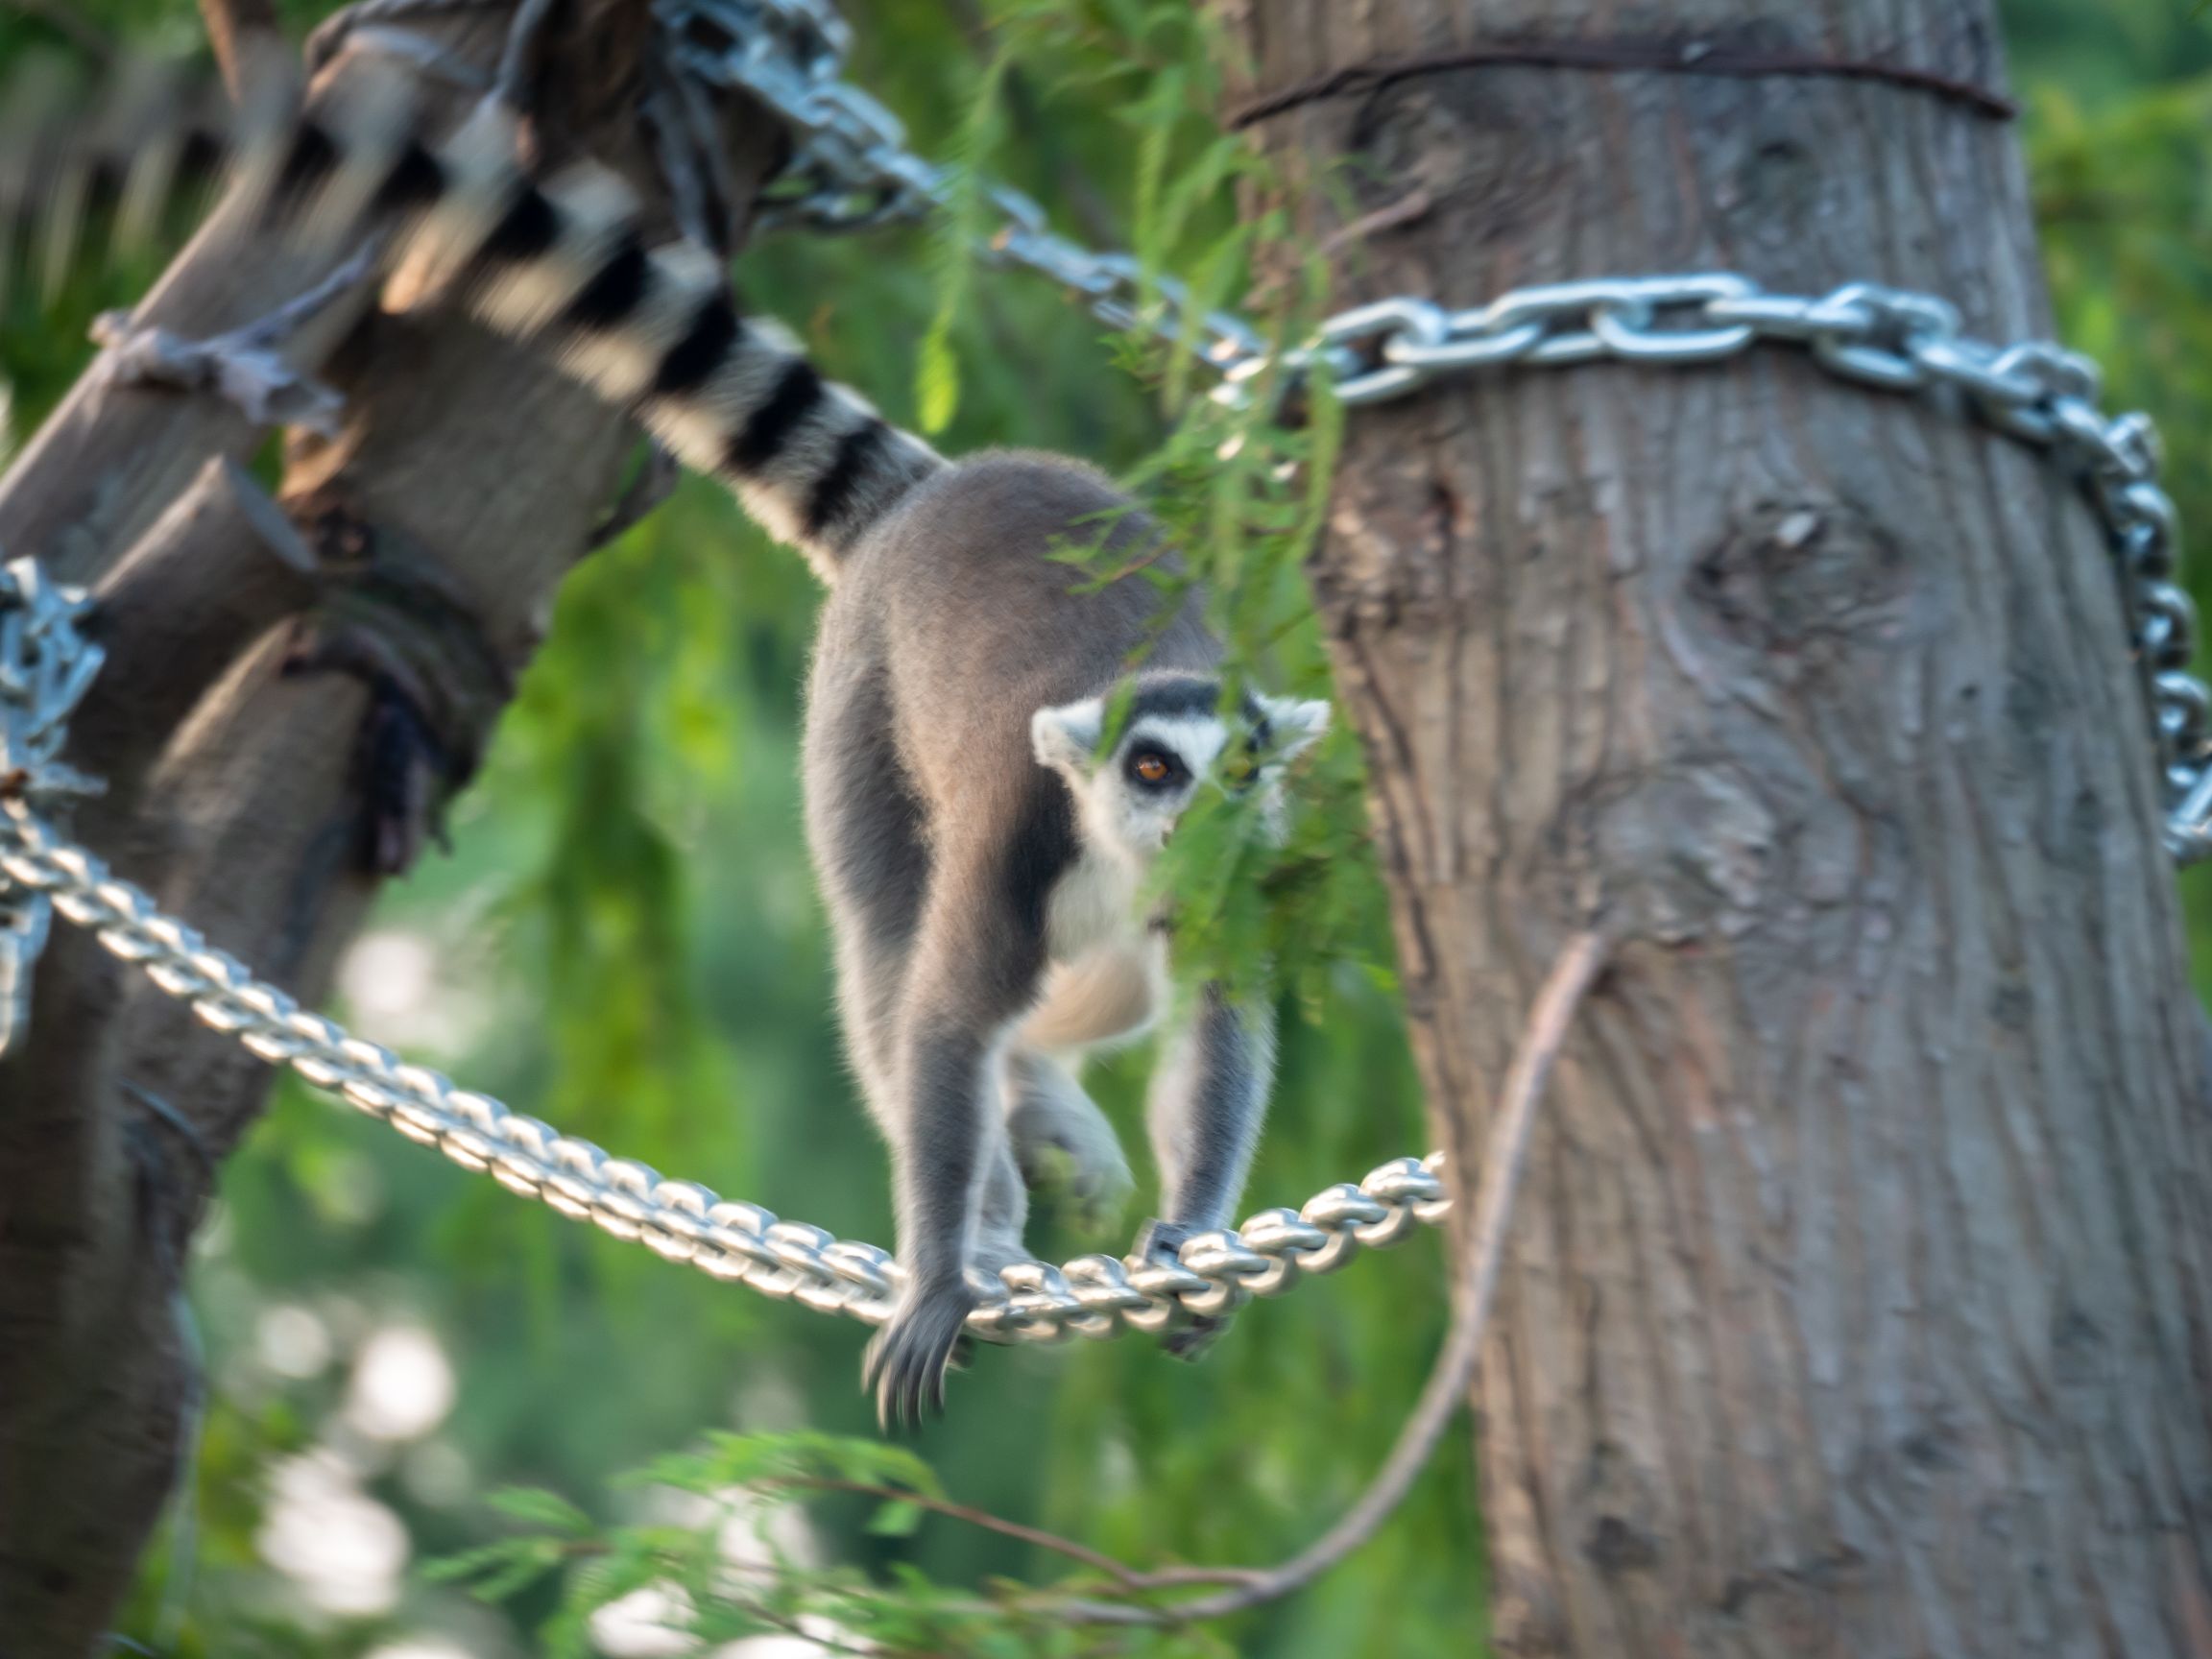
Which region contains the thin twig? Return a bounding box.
[725,1601,877,1659]
[87,237,380,434]
[1319,187,1434,258]
[236,236,384,348]
[1056,926,1613,1625]
[772,1478,1149,1591]
[120,1081,216,1182]
[671,55,741,254]
[642,71,718,252]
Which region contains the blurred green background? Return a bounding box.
[1,2,2207,1654]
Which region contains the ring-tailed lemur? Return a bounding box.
[142,82,1332,1427]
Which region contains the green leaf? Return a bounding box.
[487,1485,593,1534]
[866,1498,926,1537]
[469,1544,570,1605]
[421,1539,542,1586]
[916,325,962,435]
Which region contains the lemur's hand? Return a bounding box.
[862,1275,978,1431]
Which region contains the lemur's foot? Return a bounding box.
[1130,1218,1228,1363]
[862,1276,977,1431]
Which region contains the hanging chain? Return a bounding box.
[660,0,1269,372]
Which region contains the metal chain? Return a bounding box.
[664,3,2209,861]
[0,568,1447,1339]
[659,0,1270,372]
[1238,276,2212,857]
[0,559,102,1055]
[0,817,1447,1343]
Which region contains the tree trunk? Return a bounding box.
[1221,2,2212,1653]
[0,7,781,1650]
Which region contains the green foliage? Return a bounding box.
[915,47,1013,435]
[961,0,1384,1006]
[4,1,2205,1657]
[433,1431,1237,1659]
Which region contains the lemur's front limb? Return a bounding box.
[1134,982,1276,1358]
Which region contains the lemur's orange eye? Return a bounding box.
[1134,752,1172,783]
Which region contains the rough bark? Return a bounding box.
[1221,2,2212,1654]
[0,6,781,1650]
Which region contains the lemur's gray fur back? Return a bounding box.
[246,85,944,577]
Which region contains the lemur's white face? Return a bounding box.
[1031,683,1331,863]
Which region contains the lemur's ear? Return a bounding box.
[1032,698,1107,775]
[1258,696,1332,761]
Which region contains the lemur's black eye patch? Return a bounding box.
[1127,747,1186,790]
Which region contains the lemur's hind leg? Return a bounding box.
[1133,983,1276,1360]
[863,829,1056,1430]
[1004,1047,1133,1234]
[804,660,929,1119]
[972,1126,1031,1279]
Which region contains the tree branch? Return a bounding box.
[70,455,318,792]
[770,1479,1149,1591]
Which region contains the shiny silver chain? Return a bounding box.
[671,0,2208,860]
[0,566,1447,1338]
[0,820,1447,1342]
[1266,277,2211,856]
[661,0,1269,372]
[0,559,102,1055]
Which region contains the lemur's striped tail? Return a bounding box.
[254,90,945,579]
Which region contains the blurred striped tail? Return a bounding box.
[258,94,944,580]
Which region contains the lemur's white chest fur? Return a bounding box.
[1022,848,1165,1055]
